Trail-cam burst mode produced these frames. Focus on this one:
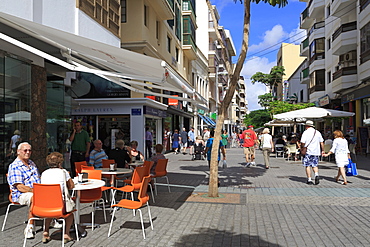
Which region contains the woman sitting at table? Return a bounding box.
[108,139,131,168]
[40,152,75,244]
[130,140,144,162]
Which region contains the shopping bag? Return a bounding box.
[222,160,227,169]
[346,159,358,176]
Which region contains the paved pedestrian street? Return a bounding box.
[2,147,370,246]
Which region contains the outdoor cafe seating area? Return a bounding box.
[2,158,170,246]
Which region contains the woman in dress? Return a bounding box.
[129,140,144,161]
[261,128,274,169]
[172,129,180,154]
[40,152,75,244]
[221,130,229,149]
[322,130,351,185]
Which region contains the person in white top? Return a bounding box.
[300,120,324,185]
[322,130,351,185]
[41,152,75,244]
[261,128,274,169]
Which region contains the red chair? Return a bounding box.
[23,183,79,247]
[75,161,88,175]
[80,169,108,227]
[108,176,153,239]
[81,165,94,170]
[150,159,170,194]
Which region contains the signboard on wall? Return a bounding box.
[318,95,330,106]
[131,108,142,116]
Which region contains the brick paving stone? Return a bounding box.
[2,148,370,246]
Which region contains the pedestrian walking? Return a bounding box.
[231,131,238,148]
[322,130,350,185]
[261,128,274,169]
[221,130,229,149]
[180,127,188,154]
[241,125,258,166]
[300,120,324,185]
[172,129,180,154]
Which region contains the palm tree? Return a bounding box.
[206,0,288,197]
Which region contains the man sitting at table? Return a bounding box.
[89,139,108,168]
[7,142,40,239]
[108,139,131,168]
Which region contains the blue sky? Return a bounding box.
[211,0,307,111]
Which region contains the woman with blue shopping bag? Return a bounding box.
[322,130,351,185]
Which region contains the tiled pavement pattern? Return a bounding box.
[1,147,370,246]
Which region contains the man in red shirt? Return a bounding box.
[241,125,258,166]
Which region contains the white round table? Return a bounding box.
[96,168,132,187]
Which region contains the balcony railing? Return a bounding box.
[332,21,357,41]
[309,84,325,94]
[309,52,325,64]
[308,21,325,37]
[332,66,357,81]
[301,67,309,80]
[360,0,370,11]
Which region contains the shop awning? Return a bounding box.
[199,115,213,126]
[0,12,207,105]
[204,115,216,126]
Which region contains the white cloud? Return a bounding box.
[248,25,286,53]
[241,56,276,112]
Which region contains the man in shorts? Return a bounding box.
[300,120,324,185]
[7,142,41,239]
[241,125,258,166]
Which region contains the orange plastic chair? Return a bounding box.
[81,165,94,170]
[111,166,146,206]
[150,159,170,194]
[23,183,79,247]
[2,186,27,231]
[108,176,153,239]
[75,161,88,175]
[122,160,153,185]
[80,169,108,226]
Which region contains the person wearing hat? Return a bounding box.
[300,120,324,185]
[241,125,258,166]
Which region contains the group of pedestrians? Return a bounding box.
[240,120,351,186]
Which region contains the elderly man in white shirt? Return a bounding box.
[300,120,324,185]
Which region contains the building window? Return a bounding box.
[121,0,126,23]
[78,0,120,36]
[309,69,325,93]
[326,4,330,18]
[309,38,325,63]
[156,21,160,40]
[327,38,331,50]
[167,36,171,53]
[144,5,148,27]
[360,21,370,63]
[300,90,304,102]
[327,71,331,84]
[175,47,179,61]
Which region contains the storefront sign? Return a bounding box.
[168,96,178,106]
[318,95,330,106]
[342,85,370,104]
[198,109,205,114]
[73,107,114,113]
[131,108,142,116]
[144,106,166,117]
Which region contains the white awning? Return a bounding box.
[0,11,207,104]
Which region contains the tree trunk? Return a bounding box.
[207,0,251,197]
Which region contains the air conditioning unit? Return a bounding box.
[344,52,354,61]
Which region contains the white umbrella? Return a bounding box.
[273,107,355,120]
[5,111,31,122]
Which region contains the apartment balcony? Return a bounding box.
[183,34,197,60]
[309,84,325,95]
[308,21,325,38]
[309,53,325,70]
[360,0,370,12]
[359,58,370,83]
[300,37,309,56]
[300,6,314,29]
[332,22,357,55]
[309,0,325,19]
[152,0,173,20]
[301,67,310,84]
[332,0,357,17]
[331,66,358,93]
